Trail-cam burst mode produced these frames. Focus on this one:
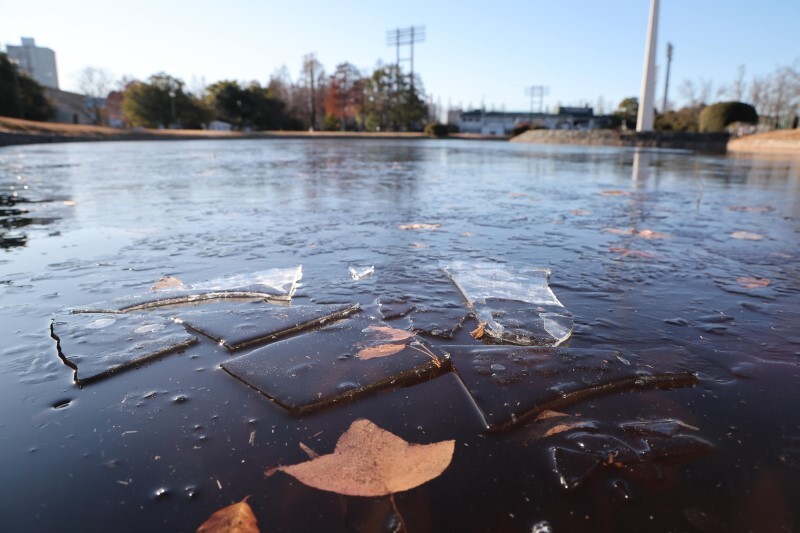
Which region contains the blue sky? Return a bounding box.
[4,0,799,114]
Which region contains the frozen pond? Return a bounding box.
[1,139,799,532]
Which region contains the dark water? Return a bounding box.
[1,139,799,532]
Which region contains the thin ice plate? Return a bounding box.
[51,313,198,384]
[449,345,697,431]
[221,315,450,414]
[72,266,303,313]
[443,262,573,345]
[175,302,359,351]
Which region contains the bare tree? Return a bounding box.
[77,66,113,125]
[729,65,747,101]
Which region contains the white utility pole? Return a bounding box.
[636,0,659,132]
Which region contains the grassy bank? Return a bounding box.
[0,117,441,146]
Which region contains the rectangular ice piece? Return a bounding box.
[175,302,359,351]
[443,262,574,346]
[221,316,450,414]
[448,345,697,432]
[51,313,198,384]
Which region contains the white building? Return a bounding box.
[456,106,611,135]
[6,37,59,89]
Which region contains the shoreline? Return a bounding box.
[0,117,508,147]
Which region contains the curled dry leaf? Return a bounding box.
[470,321,487,340]
[736,277,770,289]
[730,231,764,241]
[278,419,455,497]
[398,223,441,231]
[358,343,406,360]
[197,498,259,533]
[152,276,185,291]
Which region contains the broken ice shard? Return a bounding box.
[175,302,359,351]
[221,315,450,414]
[51,313,197,384]
[72,266,303,313]
[448,345,697,432]
[443,262,573,346]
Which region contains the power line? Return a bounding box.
[524,85,548,120]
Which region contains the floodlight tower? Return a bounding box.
[386,26,426,91]
[636,0,659,132]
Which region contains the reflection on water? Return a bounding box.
[0,140,799,532]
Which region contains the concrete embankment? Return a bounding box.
[511,129,730,153]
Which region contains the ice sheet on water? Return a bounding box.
[448,345,698,431]
[443,262,573,345]
[72,266,303,313]
[221,313,450,414]
[175,301,359,351]
[51,313,197,384]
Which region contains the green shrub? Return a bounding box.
[424,123,448,138]
[699,102,758,132]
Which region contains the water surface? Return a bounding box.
[1,139,799,532]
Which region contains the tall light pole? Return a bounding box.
[636,0,659,132]
[662,42,673,113]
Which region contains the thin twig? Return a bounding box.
[389,493,408,533]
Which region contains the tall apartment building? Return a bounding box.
[6,37,59,89]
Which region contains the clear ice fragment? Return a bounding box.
[175,302,359,351]
[221,315,450,414]
[348,266,375,280]
[72,266,303,313]
[443,262,573,346]
[51,313,198,384]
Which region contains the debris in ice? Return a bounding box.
[348,266,375,280]
[72,266,303,313]
[221,314,450,414]
[443,262,574,346]
[175,302,360,351]
[51,313,197,384]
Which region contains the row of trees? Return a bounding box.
[119,54,428,132]
[0,52,54,120]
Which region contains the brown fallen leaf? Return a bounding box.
[536,410,569,420]
[278,419,455,497]
[636,229,669,239]
[358,343,406,360]
[152,276,185,291]
[398,223,441,230]
[365,325,416,342]
[599,190,631,196]
[730,231,764,241]
[470,321,487,339]
[603,227,635,236]
[736,277,770,289]
[197,498,259,533]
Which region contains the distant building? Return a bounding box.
[43,88,95,124]
[455,106,613,135]
[6,38,59,89]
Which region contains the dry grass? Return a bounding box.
[728,129,800,154]
[0,117,429,140]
